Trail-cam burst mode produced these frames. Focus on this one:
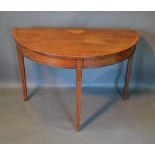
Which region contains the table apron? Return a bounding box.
[83,47,135,68]
[17,44,135,69]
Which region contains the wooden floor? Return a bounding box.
[0,87,155,143]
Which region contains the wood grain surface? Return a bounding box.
[13,28,139,59]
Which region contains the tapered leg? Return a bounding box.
[75,60,83,131]
[123,53,134,100]
[17,50,28,101]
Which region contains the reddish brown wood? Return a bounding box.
[13,28,139,69]
[17,44,77,69]
[83,47,135,68]
[13,28,139,131]
[123,50,135,100]
[17,49,28,101]
[75,60,83,131]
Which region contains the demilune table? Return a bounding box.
[13,28,139,131]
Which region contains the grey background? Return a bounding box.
[0,11,155,89]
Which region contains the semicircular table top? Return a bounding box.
[13,28,139,59]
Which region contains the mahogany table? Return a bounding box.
[13,28,139,131]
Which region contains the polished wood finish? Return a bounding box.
[17,44,77,69]
[76,60,83,131]
[17,48,28,101]
[13,28,139,69]
[123,48,135,100]
[13,28,139,131]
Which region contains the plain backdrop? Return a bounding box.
[0,11,155,89]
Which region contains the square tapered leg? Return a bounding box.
[123,52,135,100]
[75,60,83,131]
[17,50,28,101]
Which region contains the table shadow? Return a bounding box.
[80,93,119,131]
